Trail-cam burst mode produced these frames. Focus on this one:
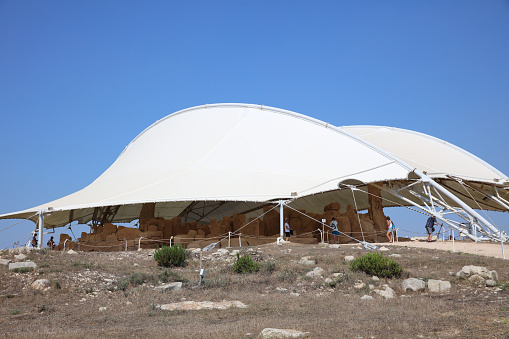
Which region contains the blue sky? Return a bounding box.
[1,1,508,249]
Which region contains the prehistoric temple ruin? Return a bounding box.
[56,185,396,251]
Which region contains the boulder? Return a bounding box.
[337,216,351,244]
[486,279,497,287]
[402,278,426,292]
[14,253,27,261]
[105,234,118,242]
[31,279,51,291]
[305,267,325,278]
[67,249,77,254]
[158,300,247,311]
[344,256,355,262]
[147,225,159,232]
[456,265,491,279]
[346,205,362,241]
[154,282,183,292]
[259,328,311,338]
[469,274,485,285]
[489,270,499,281]
[360,295,374,300]
[374,286,395,299]
[9,261,37,270]
[427,279,451,293]
[0,258,12,265]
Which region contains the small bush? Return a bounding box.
[349,252,402,278]
[52,281,61,289]
[260,261,276,275]
[12,267,34,274]
[154,245,187,268]
[232,253,259,274]
[11,310,20,315]
[158,270,187,283]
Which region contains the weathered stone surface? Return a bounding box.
[139,202,156,223]
[305,267,325,278]
[158,300,247,311]
[486,279,497,287]
[469,274,485,285]
[344,256,355,262]
[329,244,341,249]
[9,261,37,270]
[489,270,499,281]
[354,282,366,289]
[427,279,451,293]
[147,225,159,232]
[31,279,51,291]
[324,202,341,212]
[358,214,375,242]
[337,217,351,244]
[0,258,11,265]
[102,223,117,235]
[389,254,401,258]
[360,295,374,300]
[346,205,362,241]
[457,265,490,279]
[374,286,395,299]
[367,184,387,241]
[14,253,27,261]
[402,278,426,292]
[8,247,32,254]
[260,328,311,338]
[154,282,183,292]
[67,249,77,254]
[318,243,329,248]
[99,307,107,312]
[379,246,390,251]
[117,227,142,240]
[105,234,118,242]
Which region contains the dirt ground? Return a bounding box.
[1,242,508,338]
[391,239,509,259]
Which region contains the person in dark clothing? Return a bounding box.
[425,216,440,242]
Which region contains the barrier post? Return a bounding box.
[228,232,231,248]
[138,237,144,250]
[321,219,326,243]
[63,239,68,252]
[501,232,505,260]
[170,236,173,247]
[452,230,455,252]
[239,233,242,248]
[125,238,127,251]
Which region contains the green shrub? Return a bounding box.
[11,310,20,315]
[154,245,187,268]
[232,253,259,274]
[349,252,402,278]
[260,261,276,275]
[158,270,187,283]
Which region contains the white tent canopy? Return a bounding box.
[1,104,508,239]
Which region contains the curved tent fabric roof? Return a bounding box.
[1,104,414,228]
[342,126,508,184]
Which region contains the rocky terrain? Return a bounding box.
[1,242,508,338]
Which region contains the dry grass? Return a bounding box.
[1,243,508,338]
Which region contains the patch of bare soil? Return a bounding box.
[1,243,508,338]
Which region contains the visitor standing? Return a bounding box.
[284,218,291,241]
[425,216,439,242]
[386,216,394,243]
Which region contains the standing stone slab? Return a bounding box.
[154,282,183,292]
[427,279,451,293]
[9,262,37,270]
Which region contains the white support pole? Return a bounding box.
[125,238,127,251]
[138,237,144,250]
[170,236,173,247]
[417,171,505,241]
[279,201,284,238]
[239,233,242,248]
[321,219,326,243]
[37,211,44,249]
[63,239,68,252]
[228,232,231,248]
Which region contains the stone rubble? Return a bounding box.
[158,300,247,311]
[427,279,451,293]
[259,328,311,338]
[402,278,426,292]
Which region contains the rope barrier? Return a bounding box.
[0,213,38,233]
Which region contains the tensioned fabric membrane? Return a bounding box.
[1,103,508,229]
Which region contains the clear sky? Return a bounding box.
[1,1,508,249]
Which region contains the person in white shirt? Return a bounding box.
[330,217,339,244]
[284,218,291,241]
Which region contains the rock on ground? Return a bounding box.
[305,267,324,278]
[360,295,374,300]
[329,244,341,249]
[427,279,451,293]
[456,265,491,279]
[9,261,37,270]
[402,278,425,292]
[154,282,182,292]
[67,249,77,254]
[0,258,12,265]
[374,286,395,299]
[344,256,355,262]
[469,274,485,285]
[259,328,311,338]
[31,279,51,291]
[298,257,316,265]
[14,253,27,261]
[158,300,247,311]
[486,279,497,287]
